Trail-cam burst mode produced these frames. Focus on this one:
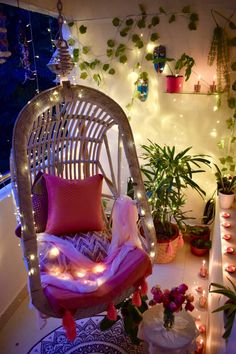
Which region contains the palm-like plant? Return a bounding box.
[141,142,211,238]
[209,278,236,339]
[215,163,236,194]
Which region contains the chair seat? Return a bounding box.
[43,247,152,316]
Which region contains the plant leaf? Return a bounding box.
[79,25,87,34]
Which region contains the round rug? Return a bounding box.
[28,315,144,354]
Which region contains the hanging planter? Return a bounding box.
[136,71,149,102]
[153,45,166,73]
[166,75,184,93]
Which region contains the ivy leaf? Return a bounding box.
[107,39,115,47]
[132,34,140,42]
[139,4,146,15]
[93,73,102,85]
[145,53,153,61]
[115,44,126,57]
[229,21,236,30]
[79,62,89,70]
[119,55,127,64]
[126,18,134,26]
[189,22,197,30]
[112,17,121,27]
[73,48,79,62]
[68,21,74,27]
[169,14,176,23]
[190,13,199,22]
[79,25,87,34]
[135,40,144,49]
[228,97,236,109]
[108,68,115,75]
[150,32,159,42]
[159,7,166,14]
[120,28,129,37]
[103,63,110,71]
[82,46,90,54]
[231,62,236,71]
[80,72,88,79]
[229,37,236,46]
[106,49,113,57]
[182,6,191,13]
[151,16,160,26]
[68,38,75,46]
[137,18,146,28]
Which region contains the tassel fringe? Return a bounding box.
[62,310,76,341]
[107,302,117,321]
[132,290,142,307]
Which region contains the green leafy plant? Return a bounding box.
[141,142,211,238]
[214,163,236,194]
[185,225,210,237]
[191,238,212,249]
[100,295,148,344]
[153,53,195,81]
[209,277,236,339]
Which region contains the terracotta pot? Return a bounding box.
[190,244,209,256]
[166,75,184,93]
[219,192,235,210]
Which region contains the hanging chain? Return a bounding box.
[57,0,64,39]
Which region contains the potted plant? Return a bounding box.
[215,163,236,209]
[183,224,210,242]
[209,277,236,340]
[141,142,211,263]
[153,52,195,93]
[190,238,212,256]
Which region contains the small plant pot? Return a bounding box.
[166,75,184,93]
[190,244,209,256]
[219,192,235,210]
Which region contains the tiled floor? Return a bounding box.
[0,241,209,354]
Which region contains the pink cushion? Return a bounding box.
[44,174,104,235]
[43,248,152,315]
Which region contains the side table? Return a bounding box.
[138,304,199,354]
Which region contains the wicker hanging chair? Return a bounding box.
[10,81,156,321]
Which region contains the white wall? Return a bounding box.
[0,186,26,316]
[62,0,235,221]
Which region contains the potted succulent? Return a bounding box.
[153,52,195,93]
[183,224,210,242]
[209,277,236,340]
[214,163,236,209]
[141,142,211,263]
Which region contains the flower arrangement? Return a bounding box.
[150,283,195,329]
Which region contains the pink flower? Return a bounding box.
[174,293,185,306]
[185,301,194,312]
[168,301,178,312]
[178,283,188,294]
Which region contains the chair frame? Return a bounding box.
[10,81,156,318]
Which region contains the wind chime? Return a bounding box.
[47,0,74,80]
[0,11,11,64]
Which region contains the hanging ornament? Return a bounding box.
[153,45,166,73]
[0,11,11,64]
[17,19,36,83]
[47,0,74,79]
[136,71,149,102]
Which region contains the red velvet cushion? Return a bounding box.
[44,174,104,235]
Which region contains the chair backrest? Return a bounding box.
[10,82,156,315]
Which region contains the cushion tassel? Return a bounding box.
[132,290,142,307]
[140,278,148,296]
[62,310,76,341]
[167,241,173,255]
[107,302,117,321]
[178,232,184,247]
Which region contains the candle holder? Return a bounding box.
[225,247,235,254]
[223,234,232,241]
[194,82,201,93]
[195,337,204,353]
[209,81,217,93]
[199,260,208,278]
[222,212,231,219]
[198,324,206,334]
[222,222,231,228]
[225,265,236,274]
[199,293,207,308]
[195,286,203,294]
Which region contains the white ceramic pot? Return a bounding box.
[219,192,235,210]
